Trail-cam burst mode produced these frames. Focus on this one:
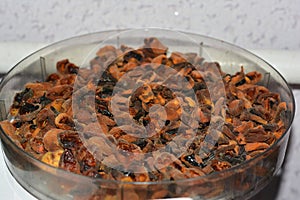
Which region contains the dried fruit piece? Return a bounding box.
[43,129,64,152]
[55,113,74,130]
[0,121,22,147]
[165,98,182,121]
[170,52,187,64]
[30,137,46,154]
[59,149,80,174]
[58,130,82,149]
[228,99,244,116]
[143,37,168,57]
[41,149,64,167]
[245,142,269,152]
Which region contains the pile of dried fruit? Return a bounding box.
[0,38,288,182]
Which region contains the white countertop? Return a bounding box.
[0,43,300,200]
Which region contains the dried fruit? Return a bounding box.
[0,37,289,192]
[41,149,64,167]
[43,129,64,152]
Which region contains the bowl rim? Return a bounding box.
[0,28,296,186]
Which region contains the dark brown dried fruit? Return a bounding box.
[59,149,80,174]
[59,131,82,149]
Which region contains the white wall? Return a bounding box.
[0,0,299,49]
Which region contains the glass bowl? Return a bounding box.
[0,28,295,200]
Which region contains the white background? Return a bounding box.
[0,0,300,50]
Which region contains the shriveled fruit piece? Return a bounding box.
[41,149,64,167]
[43,129,64,152]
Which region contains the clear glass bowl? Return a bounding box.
[0,29,295,200]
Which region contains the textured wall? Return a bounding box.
[0,0,300,49]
